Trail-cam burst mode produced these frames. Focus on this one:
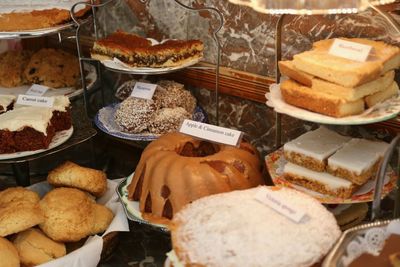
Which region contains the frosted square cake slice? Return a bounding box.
[283,162,358,198]
[327,138,389,185]
[284,127,351,172]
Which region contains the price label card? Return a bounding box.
[130,82,157,100]
[328,39,372,62]
[25,84,49,96]
[16,94,54,108]
[254,187,306,223]
[179,119,243,147]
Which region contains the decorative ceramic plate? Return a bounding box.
[265,148,398,204]
[0,22,76,39]
[116,172,169,232]
[94,103,207,141]
[0,63,97,99]
[0,127,73,160]
[266,83,400,125]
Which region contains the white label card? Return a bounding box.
[130,82,157,100]
[179,119,243,147]
[25,84,49,96]
[328,39,372,62]
[16,94,54,108]
[254,187,306,223]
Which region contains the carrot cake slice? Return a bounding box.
[283,162,357,199]
[0,106,55,153]
[327,138,389,185]
[283,127,351,172]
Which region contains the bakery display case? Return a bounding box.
[2,0,400,266]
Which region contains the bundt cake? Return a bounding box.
[127,132,264,224]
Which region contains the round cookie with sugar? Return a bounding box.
[47,161,107,197]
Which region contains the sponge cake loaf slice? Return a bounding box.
[293,38,400,87]
[280,79,365,118]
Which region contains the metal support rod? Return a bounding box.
[172,0,224,125]
[371,134,400,221]
[394,145,400,218]
[274,14,285,148]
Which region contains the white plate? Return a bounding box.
[0,127,73,160]
[266,83,400,125]
[0,64,97,99]
[101,57,201,75]
[116,172,168,231]
[0,22,75,39]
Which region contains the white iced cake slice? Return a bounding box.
[327,138,389,185]
[283,162,357,198]
[0,95,15,114]
[284,127,351,172]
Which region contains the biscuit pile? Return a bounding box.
[0,161,113,267]
[0,48,79,89]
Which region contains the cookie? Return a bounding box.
[0,50,31,88]
[0,237,20,267]
[0,201,44,237]
[24,48,80,88]
[13,228,66,266]
[0,187,40,206]
[47,161,108,197]
[39,187,96,242]
[91,204,114,235]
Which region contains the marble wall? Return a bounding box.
[96,0,400,155]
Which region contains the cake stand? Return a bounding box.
[228,0,400,221]
[0,2,99,186]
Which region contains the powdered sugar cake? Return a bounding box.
[327,138,389,185]
[170,186,341,267]
[284,127,351,172]
[0,1,92,31]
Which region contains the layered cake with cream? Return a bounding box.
[282,128,389,198]
[327,138,389,185]
[284,127,351,172]
[0,107,55,153]
[0,1,92,31]
[0,96,72,154]
[283,162,357,198]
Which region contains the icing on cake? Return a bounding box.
[52,96,70,112]
[328,138,389,175]
[171,186,341,267]
[0,106,53,134]
[0,1,86,14]
[0,95,15,111]
[284,127,351,161]
[284,162,353,189]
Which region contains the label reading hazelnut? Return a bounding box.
[329,39,372,62]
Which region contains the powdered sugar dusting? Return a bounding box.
[172,187,341,267]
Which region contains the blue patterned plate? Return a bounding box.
[94,103,208,141]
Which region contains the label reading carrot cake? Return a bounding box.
[254,187,306,223]
[16,94,54,108]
